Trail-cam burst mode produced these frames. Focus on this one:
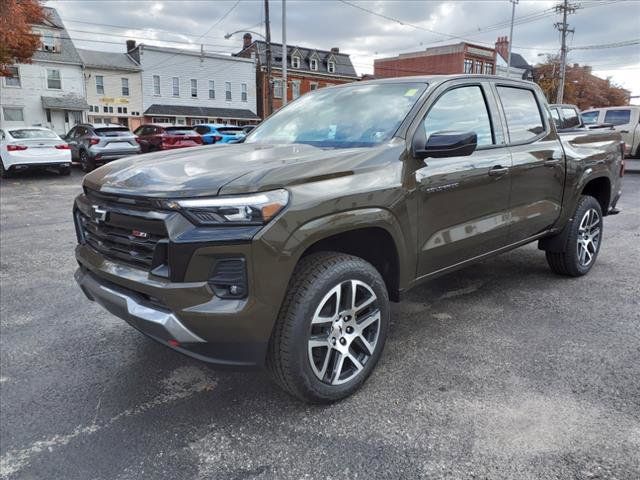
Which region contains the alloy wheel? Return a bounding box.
[308,279,381,385]
[577,207,601,267]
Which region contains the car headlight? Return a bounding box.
[163,189,289,226]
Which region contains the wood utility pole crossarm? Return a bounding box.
[555,0,576,104]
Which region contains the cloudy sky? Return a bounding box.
[47,0,640,98]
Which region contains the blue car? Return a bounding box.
[192,124,246,144]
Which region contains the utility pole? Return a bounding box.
[282,0,287,106]
[555,0,576,103]
[264,0,273,116]
[506,0,518,78]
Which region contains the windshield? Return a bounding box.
[217,127,244,135]
[95,127,132,137]
[247,83,427,148]
[9,129,58,139]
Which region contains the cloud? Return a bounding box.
[46,0,640,95]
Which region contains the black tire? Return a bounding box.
[267,252,390,404]
[79,150,94,172]
[546,195,603,277]
[58,165,71,176]
[0,159,10,178]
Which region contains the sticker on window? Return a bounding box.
[404,88,418,97]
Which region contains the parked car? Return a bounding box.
[193,124,246,144]
[581,106,640,157]
[65,123,140,172]
[0,126,71,177]
[133,124,203,153]
[74,75,624,403]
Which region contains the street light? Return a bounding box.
[224,30,266,40]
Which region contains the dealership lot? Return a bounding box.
[1,169,639,479]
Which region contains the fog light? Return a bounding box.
[209,257,247,299]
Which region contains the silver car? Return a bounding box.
[65,123,140,172]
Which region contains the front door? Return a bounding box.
[494,85,565,242]
[415,83,513,277]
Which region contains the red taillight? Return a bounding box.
[7,144,28,151]
[213,135,222,142]
[89,137,100,145]
[55,144,71,150]
[163,136,177,145]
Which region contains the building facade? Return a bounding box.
[0,7,88,135]
[127,42,259,125]
[494,37,534,80]
[78,49,144,130]
[235,34,359,118]
[374,42,496,79]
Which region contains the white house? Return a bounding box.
[0,7,88,135]
[127,42,260,125]
[78,49,143,130]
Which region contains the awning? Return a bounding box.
[41,95,89,111]
[144,104,260,120]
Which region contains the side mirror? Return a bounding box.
[413,130,478,159]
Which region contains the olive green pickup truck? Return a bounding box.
[74,75,625,403]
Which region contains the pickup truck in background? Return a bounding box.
[73,75,625,403]
[549,104,614,133]
[581,106,640,157]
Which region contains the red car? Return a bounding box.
[133,124,203,153]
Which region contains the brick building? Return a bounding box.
[235,34,359,118]
[374,42,496,78]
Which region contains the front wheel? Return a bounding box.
[546,195,603,276]
[79,150,95,172]
[0,159,10,178]
[267,252,390,403]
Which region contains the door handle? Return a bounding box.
[488,165,509,177]
[620,130,629,133]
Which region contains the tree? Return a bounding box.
[0,0,46,76]
[534,55,630,109]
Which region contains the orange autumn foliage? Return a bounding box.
[0,0,47,76]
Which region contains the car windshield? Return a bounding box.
[95,127,131,137]
[165,127,195,135]
[247,82,427,148]
[581,111,599,124]
[9,129,58,139]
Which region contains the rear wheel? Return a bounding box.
[58,165,71,176]
[0,159,10,178]
[79,150,95,172]
[267,252,390,403]
[546,195,603,276]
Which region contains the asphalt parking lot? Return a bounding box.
[1,168,639,480]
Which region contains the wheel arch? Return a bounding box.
[580,175,611,214]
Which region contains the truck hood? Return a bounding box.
[83,142,402,198]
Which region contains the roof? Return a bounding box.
[31,7,83,65]
[41,95,89,110]
[144,104,260,120]
[136,44,254,64]
[241,41,358,78]
[496,50,531,71]
[77,49,140,71]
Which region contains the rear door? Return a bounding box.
[494,84,565,243]
[415,80,513,276]
[603,109,634,150]
[66,126,78,159]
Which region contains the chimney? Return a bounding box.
[331,47,339,54]
[126,39,136,52]
[243,33,252,49]
[495,36,509,61]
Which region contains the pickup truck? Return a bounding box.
[73,75,624,403]
[549,103,614,133]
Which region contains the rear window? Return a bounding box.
[217,127,244,135]
[561,107,581,128]
[9,129,58,139]
[604,110,631,126]
[165,127,196,135]
[95,127,132,137]
[496,86,545,143]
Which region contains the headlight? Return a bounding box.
[163,189,289,226]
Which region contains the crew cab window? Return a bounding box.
[497,86,545,143]
[550,108,561,128]
[561,107,580,128]
[604,110,631,126]
[581,111,599,125]
[423,85,494,146]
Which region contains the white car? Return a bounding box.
[0,126,72,178]
[581,106,640,158]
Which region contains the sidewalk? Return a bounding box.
[626,158,640,173]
